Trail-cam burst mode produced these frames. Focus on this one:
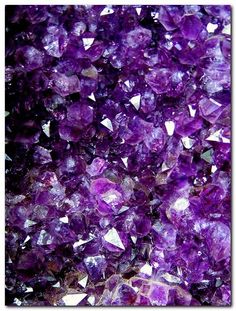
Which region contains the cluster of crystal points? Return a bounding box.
[5,5,231,306]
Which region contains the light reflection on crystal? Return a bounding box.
[165,121,175,136]
[78,275,88,288]
[100,7,114,16]
[101,118,113,131]
[201,149,213,163]
[140,263,152,276]
[181,137,195,149]
[62,293,87,306]
[42,121,50,137]
[207,23,218,33]
[172,197,189,212]
[129,94,141,110]
[104,228,125,250]
[82,38,95,50]
[5,4,231,307]
[88,92,96,101]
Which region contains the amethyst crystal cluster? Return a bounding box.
[5,5,231,306]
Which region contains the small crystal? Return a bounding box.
[222,24,231,35]
[121,157,128,168]
[43,28,68,58]
[24,219,37,228]
[22,235,31,244]
[37,230,53,245]
[211,165,218,173]
[59,216,69,223]
[52,282,60,288]
[73,235,94,248]
[101,189,122,205]
[161,273,181,284]
[206,129,222,142]
[71,22,86,36]
[13,298,22,306]
[188,105,197,117]
[84,255,107,282]
[136,8,142,15]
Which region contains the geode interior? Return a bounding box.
[5,5,231,306]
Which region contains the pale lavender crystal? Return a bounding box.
[125,26,152,49]
[33,146,52,164]
[84,255,107,282]
[90,178,124,215]
[144,127,166,153]
[199,97,223,123]
[158,6,182,31]
[86,158,107,176]
[152,222,177,249]
[206,222,230,262]
[148,283,170,306]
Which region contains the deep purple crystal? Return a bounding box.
[5,5,231,307]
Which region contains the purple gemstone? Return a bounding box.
[5,4,231,307]
[50,72,80,97]
[15,46,44,71]
[67,103,93,128]
[180,15,203,40]
[43,26,68,58]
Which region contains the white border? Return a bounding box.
[1,1,234,310]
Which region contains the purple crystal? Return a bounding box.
[5,4,231,307]
[145,68,172,95]
[67,103,93,128]
[124,27,152,49]
[90,178,124,215]
[43,26,68,58]
[84,255,107,282]
[15,46,44,72]
[86,158,107,176]
[180,15,203,40]
[206,222,230,262]
[50,72,80,97]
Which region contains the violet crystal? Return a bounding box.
[5,5,231,306]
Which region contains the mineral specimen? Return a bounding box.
[5,5,231,306]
